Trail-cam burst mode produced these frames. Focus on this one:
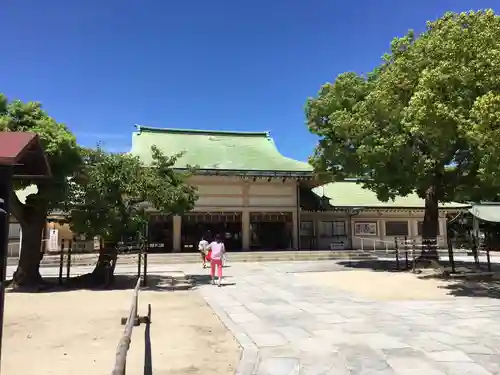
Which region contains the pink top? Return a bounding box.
[208,242,225,260]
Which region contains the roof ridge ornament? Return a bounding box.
[133,125,269,137]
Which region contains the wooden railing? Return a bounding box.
[111,277,151,375]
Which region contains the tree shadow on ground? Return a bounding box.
[338,258,500,273]
[421,275,500,299]
[337,259,412,272]
[6,273,235,294]
[336,258,500,299]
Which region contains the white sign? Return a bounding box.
[93,236,101,250]
[48,229,59,251]
[354,222,377,236]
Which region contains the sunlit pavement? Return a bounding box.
[196,261,500,374]
[6,260,500,374]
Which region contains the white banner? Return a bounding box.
[48,229,59,252]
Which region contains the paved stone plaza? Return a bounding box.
[196,261,500,375]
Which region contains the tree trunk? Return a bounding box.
[68,242,118,288]
[12,216,45,287]
[91,242,118,286]
[421,184,439,260]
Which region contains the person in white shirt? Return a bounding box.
[198,235,209,269]
[207,234,225,287]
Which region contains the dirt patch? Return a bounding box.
[2,289,240,375]
[295,270,456,301]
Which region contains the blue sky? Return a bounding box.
[1,1,497,161]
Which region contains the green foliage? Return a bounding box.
[70,146,197,242]
[307,10,500,205]
[0,94,81,217]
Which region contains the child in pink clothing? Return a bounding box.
[207,234,225,287]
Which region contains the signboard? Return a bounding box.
[354,222,377,236]
[48,229,59,252]
[330,241,345,250]
[93,236,101,250]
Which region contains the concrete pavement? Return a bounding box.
[197,261,500,375]
[7,260,500,374]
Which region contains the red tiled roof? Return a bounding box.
[0,132,38,164]
[0,132,51,178]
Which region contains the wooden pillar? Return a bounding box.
[242,210,250,251]
[473,214,480,238]
[242,181,250,251]
[294,181,300,250]
[292,210,299,250]
[439,217,447,247]
[173,215,182,253]
[314,215,320,250]
[377,219,385,240]
[410,219,418,237]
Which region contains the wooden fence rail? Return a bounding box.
[112,277,149,375]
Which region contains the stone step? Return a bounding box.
[141,251,377,264]
[368,249,472,258]
[25,250,377,268]
[150,275,195,291]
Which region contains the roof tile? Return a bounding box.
[130,126,312,173]
[313,181,469,209]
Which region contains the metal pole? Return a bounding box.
[143,251,148,287]
[447,234,456,274]
[142,219,149,287]
[59,240,65,285]
[404,236,409,269]
[0,166,13,367]
[394,237,400,270]
[137,244,142,280]
[66,238,72,280]
[486,247,492,272]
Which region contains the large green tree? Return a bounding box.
[70,146,197,285]
[0,95,81,286]
[307,10,500,251]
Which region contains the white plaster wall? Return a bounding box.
[248,196,295,207]
[189,176,298,211]
[302,209,451,250]
[248,184,295,195]
[196,196,244,207]
[196,184,243,195]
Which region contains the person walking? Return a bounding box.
[207,234,225,287]
[198,235,209,269]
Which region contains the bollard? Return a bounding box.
[58,240,65,285]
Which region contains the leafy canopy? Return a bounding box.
[70,146,198,242]
[0,94,81,218]
[307,10,500,203]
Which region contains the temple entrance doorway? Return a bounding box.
[181,212,242,252]
[250,212,293,250]
[148,214,173,253]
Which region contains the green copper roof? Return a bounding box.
[130,126,313,174]
[469,204,500,222]
[313,182,470,209]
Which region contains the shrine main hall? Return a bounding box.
[129,125,467,252]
